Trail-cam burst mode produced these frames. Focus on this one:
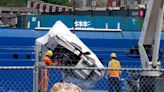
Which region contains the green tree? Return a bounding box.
[0,0,27,7]
[54,0,69,6]
[48,0,55,4]
[42,0,48,3]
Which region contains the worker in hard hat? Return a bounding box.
[44,50,58,66]
[39,50,58,92]
[108,53,121,92]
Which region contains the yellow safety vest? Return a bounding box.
[108,59,121,77]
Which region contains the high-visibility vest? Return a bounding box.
[44,55,53,65]
[108,59,121,77]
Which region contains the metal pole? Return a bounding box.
[33,44,39,92]
[152,0,164,67]
[40,45,45,92]
[73,0,76,33]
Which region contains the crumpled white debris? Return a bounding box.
[51,82,82,92]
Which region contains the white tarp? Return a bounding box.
[36,21,105,88]
[36,20,104,69]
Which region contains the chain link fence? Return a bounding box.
[0,65,164,92]
[0,46,35,92]
[1,46,164,92]
[16,45,164,92]
[0,66,34,92]
[35,66,164,92]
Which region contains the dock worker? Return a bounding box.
[108,53,121,92]
[44,50,58,66]
[39,50,58,92]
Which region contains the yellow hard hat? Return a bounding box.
[110,53,117,58]
[46,50,53,56]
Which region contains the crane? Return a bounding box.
[138,0,164,76]
[138,0,164,91]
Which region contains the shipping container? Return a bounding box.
[27,15,41,29]
[128,9,139,17]
[43,9,146,17]
[125,17,139,31]
[75,11,93,16]
[18,15,143,31]
[92,11,110,16]
[17,15,28,28]
[110,10,127,17]
[93,16,107,28]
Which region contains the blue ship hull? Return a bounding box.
[0,28,164,91]
[1,28,164,67]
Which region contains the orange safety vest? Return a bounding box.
[108,59,121,77]
[44,55,53,65]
